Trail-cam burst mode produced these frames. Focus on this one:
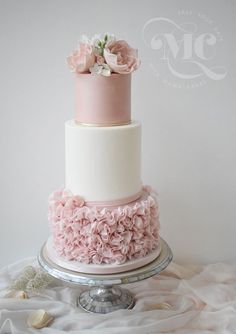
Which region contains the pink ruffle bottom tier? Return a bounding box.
[49,186,160,268]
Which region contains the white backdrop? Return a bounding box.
[0,0,235,267]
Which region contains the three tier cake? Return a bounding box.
[46,34,161,274]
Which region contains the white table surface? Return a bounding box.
[1,258,236,333]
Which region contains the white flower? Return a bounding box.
[101,63,111,76]
[78,33,116,49]
[106,34,116,44]
[93,34,117,54]
[91,33,115,45]
[91,34,103,46]
[89,63,111,76]
[79,34,91,45]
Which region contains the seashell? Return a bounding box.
[27,309,54,329]
[148,302,172,310]
[5,290,28,299]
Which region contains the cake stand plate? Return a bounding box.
[38,238,173,313]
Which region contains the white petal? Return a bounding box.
[89,63,102,75]
[91,34,103,45]
[107,34,116,43]
[79,34,90,44]
[102,68,111,76]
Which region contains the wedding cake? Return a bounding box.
[46,34,161,274]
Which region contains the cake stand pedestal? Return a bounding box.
[38,238,172,314]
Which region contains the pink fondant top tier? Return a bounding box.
[75,73,131,126]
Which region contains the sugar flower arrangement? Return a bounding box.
[67,34,140,76]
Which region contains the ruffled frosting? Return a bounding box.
[49,186,160,265]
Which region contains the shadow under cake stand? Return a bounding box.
[38,238,173,314]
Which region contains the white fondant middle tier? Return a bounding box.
[65,120,142,202]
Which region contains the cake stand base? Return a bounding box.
[38,238,172,314]
[79,286,135,313]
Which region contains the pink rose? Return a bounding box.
[104,40,140,74]
[67,43,95,73]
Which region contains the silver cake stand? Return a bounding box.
[38,238,172,314]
